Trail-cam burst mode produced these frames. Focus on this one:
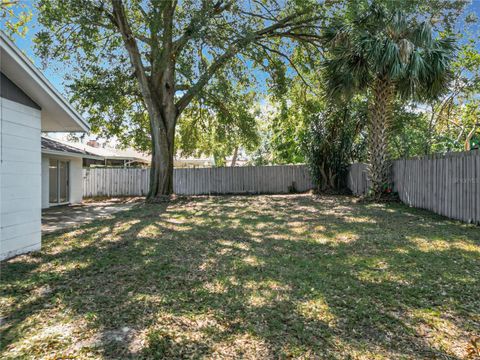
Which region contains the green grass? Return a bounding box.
[1,195,479,359]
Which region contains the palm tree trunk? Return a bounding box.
[368,76,394,198]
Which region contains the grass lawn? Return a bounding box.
[1,195,479,359]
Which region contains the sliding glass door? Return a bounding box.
[49,159,69,204]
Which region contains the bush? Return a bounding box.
[303,103,367,193]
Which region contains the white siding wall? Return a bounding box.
[41,155,83,208]
[1,97,42,260]
[41,155,49,209]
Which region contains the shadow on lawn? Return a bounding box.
[1,195,479,359]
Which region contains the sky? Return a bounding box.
[7,0,479,94]
[3,0,480,144]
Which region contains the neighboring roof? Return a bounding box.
[172,155,249,167]
[174,160,212,168]
[44,137,151,163]
[41,137,103,160]
[0,31,89,132]
[83,145,150,162]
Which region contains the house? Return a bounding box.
[1,32,89,260]
[41,136,102,208]
[75,139,150,167]
[174,156,213,168]
[42,137,151,167]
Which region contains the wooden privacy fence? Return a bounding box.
[347,163,370,196]
[347,150,480,224]
[83,164,313,197]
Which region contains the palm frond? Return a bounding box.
[320,1,455,102]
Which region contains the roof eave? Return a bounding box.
[0,31,90,132]
[41,149,103,160]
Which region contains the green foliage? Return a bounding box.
[30,0,476,169]
[320,1,457,103]
[303,101,368,192]
[176,74,260,166]
[389,104,431,159]
[269,101,310,164]
[69,66,151,151]
[266,48,326,165]
[0,0,32,38]
[422,31,480,155]
[318,0,457,196]
[33,0,326,156]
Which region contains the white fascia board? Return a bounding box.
[41,149,103,160]
[0,31,90,132]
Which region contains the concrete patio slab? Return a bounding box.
[42,198,142,234]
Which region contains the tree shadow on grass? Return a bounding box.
[1,195,479,359]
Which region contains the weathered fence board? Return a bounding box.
[348,150,480,224]
[83,164,314,197]
[83,152,479,224]
[347,163,370,196]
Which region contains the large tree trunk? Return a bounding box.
[368,76,394,198]
[147,113,176,200]
[111,1,177,201]
[147,65,177,200]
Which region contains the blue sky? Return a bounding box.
[6,1,480,100]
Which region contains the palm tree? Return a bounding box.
[320,2,455,198]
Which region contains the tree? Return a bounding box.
[1,0,32,38]
[425,31,480,154]
[303,100,367,192]
[176,74,260,167]
[320,1,455,197]
[34,0,326,200]
[263,44,326,165]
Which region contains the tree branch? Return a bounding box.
[255,42,315,92]
[110,0,165,131]
[175,11,314,114]
[172,0,233,56]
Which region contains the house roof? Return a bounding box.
[41,137,103,160]
[42,137,151,163]
[78,144,150,163]
[0,31,89,132]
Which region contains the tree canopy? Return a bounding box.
[29,0,478,197]
[34,0,329,198]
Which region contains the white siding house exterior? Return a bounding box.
[40,137,102,209]
[1,32,89,260]
[1,98,42,259]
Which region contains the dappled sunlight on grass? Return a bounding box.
[333,231,360,244]
[402,308,475,358]
[136,224,162,239]
[35,258,92,276]
[296,297,336,324]
[242,255,264,267]
[203,280,228,295]
[1,194,479,359]
[343,215,377,224]
[407,236,480,254]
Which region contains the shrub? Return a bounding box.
[303,103,367,192]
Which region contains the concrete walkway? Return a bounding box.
[42,199,141,234]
